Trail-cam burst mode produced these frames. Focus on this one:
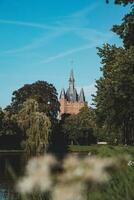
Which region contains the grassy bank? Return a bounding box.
[69,144,134,157]
[0,150,25,153]
[69,144,134,200]
[0,145,134,157]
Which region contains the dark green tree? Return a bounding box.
[94,1,134,144]
[62,114,80,145]
[94,45,134,144]
[62,105,96,145]
[7,81,60,124]
[0,108,22,149]
[0,108,4,134]
[77,105,97,144]
[112,6,134,48]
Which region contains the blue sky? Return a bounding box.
[0,0,131,108]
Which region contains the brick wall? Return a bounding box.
[59,99,85,115]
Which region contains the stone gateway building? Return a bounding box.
[59,70,85,116]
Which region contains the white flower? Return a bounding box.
[52,182,85,200]
[17,155,57,193]
[17,154,116,200]
[128,160,134,167]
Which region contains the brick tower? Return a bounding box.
[59,70,85,116]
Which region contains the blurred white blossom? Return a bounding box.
[17,154,117,200]
[17,155,57,193]
[52,182,85,200]
[128,160,134,167]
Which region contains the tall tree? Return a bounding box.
[94,1,134,144]
[94,44,134,144]
[62,105,96,145]
[7,81,60,124]
[17,99,51,154]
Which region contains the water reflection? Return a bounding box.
[0,152,86,200]
[0,153,27,200]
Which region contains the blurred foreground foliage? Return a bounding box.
[15,153,134,200]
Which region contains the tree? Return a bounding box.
[112,6,134,48]
[7,81,60,124]
[62,105,96,145]
[94,44,134,144]
[77,105,97,144]
[0,108,4,135]
[94,1,134,144]
[0,108,22,149]
[17,99,51,154]
[106,0,134,5]
[62,114,80,145]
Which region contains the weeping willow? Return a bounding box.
[17,99,51,154]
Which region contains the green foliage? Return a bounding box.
[0,108,22,149]
[96,0,134,145]
[17,99,51,154]
[88,166,134,200]
[106,0,134,5]
[8,81,60,124]
[62,114,80,144]
[94,44,134,144]
[0,108,4,134]
[1,110,20,136]
[0,81,59,150]
[112,6,134,48]
[62,105,96,145]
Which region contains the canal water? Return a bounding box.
[0,152,87,200]
[0,153,27,200]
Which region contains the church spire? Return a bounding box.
[69,69,75,83]
[69,69,75,91]
[66,69,78,102]
[79,88,85,102]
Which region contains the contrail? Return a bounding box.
[0,19,56,30]
[38,43,99,64]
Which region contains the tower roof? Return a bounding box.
[79,88,85,102]
[59,88,66,99]
[66,69,78,102]
[69,69,75,82]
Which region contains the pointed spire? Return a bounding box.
[66,69,78,102]
[69,69,75,82]
[59,88,66,99]
[79,88,85,102]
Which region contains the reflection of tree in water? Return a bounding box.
[0,153,48,200]
[0,187,46,200]
[0,186,19,200]
[0,153,28,200]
